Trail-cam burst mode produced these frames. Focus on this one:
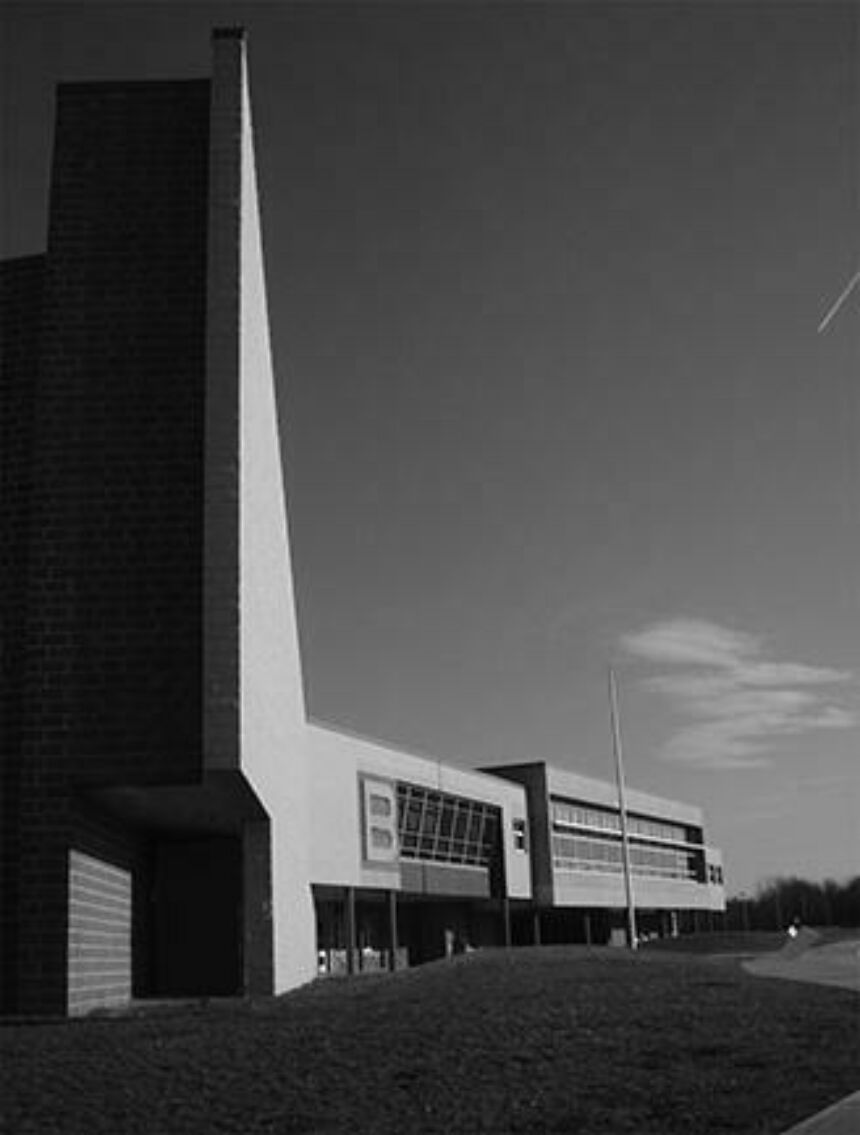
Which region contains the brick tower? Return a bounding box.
[0,29,314,1016]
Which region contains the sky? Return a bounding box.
[2,1,858,895]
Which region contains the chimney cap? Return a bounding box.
[212,27,245,40]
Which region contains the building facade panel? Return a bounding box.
[553,871,721,912]
[544,766,705,831]
[307,721,532,901]
[233,27,315,995]
[487,762,725,924]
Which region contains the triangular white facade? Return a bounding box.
[204,29,315,994]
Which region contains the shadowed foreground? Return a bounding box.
[1,947,857,1134]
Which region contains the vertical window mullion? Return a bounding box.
[475,806,487,865]
[396,784,406,844]
[446,800,458,862]
[431,795,443,860]
[417,789,429,857]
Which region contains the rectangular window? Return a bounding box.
[360,777,398,863]
[513,818,528,852]
[369,794,392,818]
[371,827,393,850]
[550,795,702,879]
[395,784,500,868]
[551,831,702,881]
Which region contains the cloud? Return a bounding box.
[622,618,856,770]
[621,619,759,669]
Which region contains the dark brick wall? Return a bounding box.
[242,820,274,996]
[1,255,45,1011]
[1,78,212,1013]
[0,257,42,747]
[28,78,210,788]
[481,764,553,905]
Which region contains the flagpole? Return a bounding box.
[609,665,638,950]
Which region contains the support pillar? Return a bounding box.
[345,886,356,975]
[241,820,274,995]
[584,912,592,947]
[388,890,398,972]
[502,897,511,948]
[533,908,541,947]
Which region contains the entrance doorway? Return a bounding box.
[152,835,241,996]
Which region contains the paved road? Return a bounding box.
[743,937,860,992]
[780,1091,860,1135]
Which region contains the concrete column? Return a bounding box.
[533,908,541,946]
[502,897,511,948]
[242,820,273,995]
[388,890,398,972]
[345,887,356,975]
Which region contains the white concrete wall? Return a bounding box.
[308,722,532,899]
[544,766,704,829]
[237,46,315,992]
[204,31,316,992]
[553,870,722,911]
[704,846,726,910]
[306,725,363,887]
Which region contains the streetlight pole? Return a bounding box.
[738,891,751,933]
[609,666,638,950]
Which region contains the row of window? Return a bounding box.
[395,784,500,867]
[550,799,689,845]
[364,781,716,883]
[551,833,701,881]
[628,816,690,844]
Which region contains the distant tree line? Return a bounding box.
[726,876,860,931]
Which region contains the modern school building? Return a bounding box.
[0,29,724,1017]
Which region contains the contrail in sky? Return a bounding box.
[817,266,860,333]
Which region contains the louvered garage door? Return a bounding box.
[68,850,132,1015]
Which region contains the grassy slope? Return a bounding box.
[1,947,858,1134]
[641,931,787,955]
